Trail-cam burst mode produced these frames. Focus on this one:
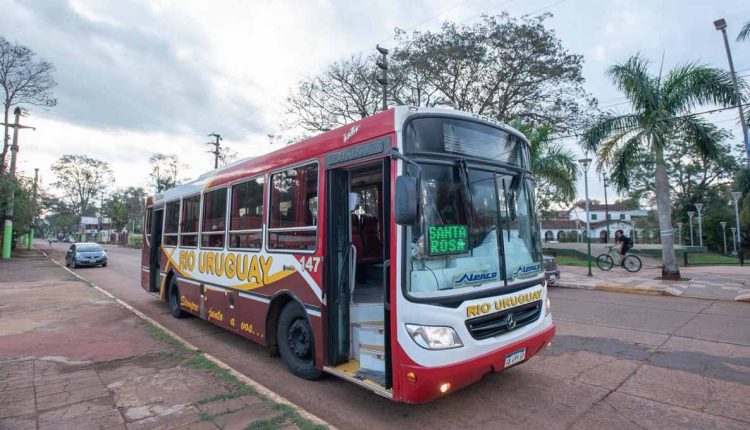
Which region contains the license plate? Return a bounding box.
[504,348,526,368]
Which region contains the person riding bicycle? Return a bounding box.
[614,229,633,266]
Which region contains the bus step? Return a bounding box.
[359,344,385,373]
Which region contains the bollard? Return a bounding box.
[683,251,688,267]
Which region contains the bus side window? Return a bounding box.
[202,188,228,249]
[267,163,318,251]
[163,201,180,246]
[229,176,264,250]
[180,195,200,247]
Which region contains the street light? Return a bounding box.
[720,221,728,255]
[714,19,750,168]
[694,203,704,247]
[687,211,695,247]
[578,158,593,277]
[731,227,738,255]
[676,222,683,246]
[731,191,742,254]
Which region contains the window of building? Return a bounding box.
[202,188,227,248]
[620,213,626,220]
[164,201,180,246]
[591,213,598,221]
[229,176,264,250]
[179,195,200,247]
[268,163,318,251]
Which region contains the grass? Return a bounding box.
[555,255,592,267]
[143,322,190,353]
[680,252,742,266]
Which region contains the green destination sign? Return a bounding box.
[427,224,468,256]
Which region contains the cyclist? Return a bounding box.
[614,229,633,266]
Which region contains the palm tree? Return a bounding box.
[738,22,750,41]
[582,54,740,279]
[511,120,579,211]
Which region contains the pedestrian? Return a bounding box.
[48,237,52,247]
[614,229,633,266]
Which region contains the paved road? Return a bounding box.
[44,241,750,429]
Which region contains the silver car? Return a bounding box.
[543,255,560,285]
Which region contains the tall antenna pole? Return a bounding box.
[207,133,222,169]
[28,168,39,250]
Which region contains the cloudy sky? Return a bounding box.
[1,0,749,204]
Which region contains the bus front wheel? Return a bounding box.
[277,302,322,380]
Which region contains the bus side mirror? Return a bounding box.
[395,176,418,225]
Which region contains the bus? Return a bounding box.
[141,106,555,403]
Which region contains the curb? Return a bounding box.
[44,251,335,430]
[555,281,667,297]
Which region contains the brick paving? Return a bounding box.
[0,250,324,430]
[555,263,750,301]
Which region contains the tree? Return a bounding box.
[0,37,56,173]
[149,153,186,193]
[122,186,146,232]
[51,154,113,219]
[102,191,130,238]
[509,120,578,211]
[219,146,239,166]
[582,54,740,279]
[285,13,593,134]
[43,196,77,239]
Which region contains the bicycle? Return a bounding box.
[596,245,642,272]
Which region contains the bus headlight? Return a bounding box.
[545,296,552,316]
[406,324,463,350]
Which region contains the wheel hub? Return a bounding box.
[288,319,311,360]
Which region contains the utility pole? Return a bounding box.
[602,173,610,243]
[376,45,389,111]
[27,168,38,250]
[207,133,222,169]
[1,107,35,259]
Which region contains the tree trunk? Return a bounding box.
[654,146,681,279]
[1,106,9,174]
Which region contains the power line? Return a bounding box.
[548,103,750,142]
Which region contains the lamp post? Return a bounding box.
[578,158,593,277]
[694,203,704,248]
[602,173,610,243]
[720,221,728,255]
[731,227,737,255]
[714,19,750,168]
[677,222,683,246]
[687,211,695,247]
[731,191,742,254]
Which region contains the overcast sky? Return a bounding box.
[1,0,748,205]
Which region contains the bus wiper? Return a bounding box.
[457,159,475,256]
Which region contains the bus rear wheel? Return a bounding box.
[168,277,187,319]
[277,302,322,380]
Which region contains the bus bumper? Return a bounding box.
[398,322,556,404]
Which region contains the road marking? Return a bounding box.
[44,251,334,430]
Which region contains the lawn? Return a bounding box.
[681,252,742,266]
[554,255,592,267]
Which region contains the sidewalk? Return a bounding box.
[555,263,750,301]
[0,250,328,430]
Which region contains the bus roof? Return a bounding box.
[150,106,526,205]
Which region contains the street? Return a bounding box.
[44,242,750,429]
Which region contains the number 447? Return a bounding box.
[299,256,321,273]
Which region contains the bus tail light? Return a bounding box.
[406,324,463,350]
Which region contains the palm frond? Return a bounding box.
[677,116,728,160]
[738,22,750,41]
[581,113,641,152]
[609,136,641,192]
[607,54,659,112]
[663,64,741,113]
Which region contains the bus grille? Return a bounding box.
[465,301,542,340]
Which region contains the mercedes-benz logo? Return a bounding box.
[506,313,517,330]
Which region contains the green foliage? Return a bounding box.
[286,13,593,134]
[0,173,35,236]
[510,120,579,211]
[738,22,750,42]
[149,153,185,193]
[51,154,113,218]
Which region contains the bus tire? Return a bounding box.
[277,302,322,380]
[168,277,187,319]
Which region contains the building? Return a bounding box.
[542,202,648,243]
[79,216,113,242]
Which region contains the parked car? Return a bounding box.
[543,255,560,285]
[65,243,108,268]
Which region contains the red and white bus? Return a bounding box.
[141,106,555,403]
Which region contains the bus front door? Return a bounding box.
[149,208,163,292]
[325,168,351,366]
